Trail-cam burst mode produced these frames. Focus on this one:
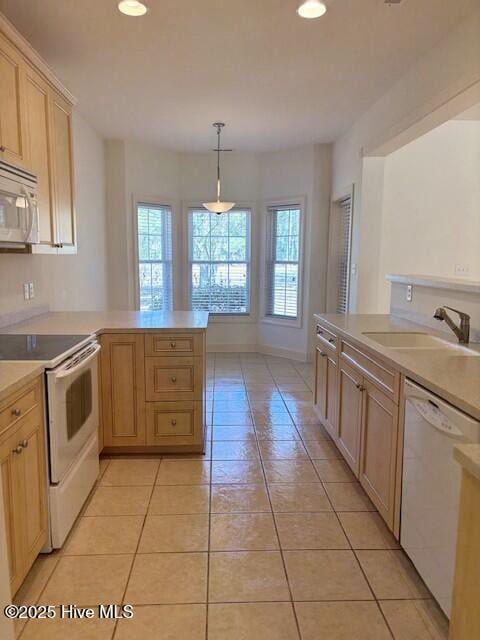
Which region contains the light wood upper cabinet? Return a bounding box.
[0,32,28,168]
[0,378,48,596]
[25,66,54,246]
[336,359,363,476]
[50,91,75,249]
[100,334,146,447]
[359,380,399,529]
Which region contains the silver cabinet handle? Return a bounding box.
[171,377,177,383]
[20,440,28,449]
[12,446,23,455]
[11,408,21,417]
[171,419,177,426]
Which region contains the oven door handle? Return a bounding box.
[53,343,101,380]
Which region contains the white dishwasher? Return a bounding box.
[401,379,480,617]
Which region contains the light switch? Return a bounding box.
[406,285,413,302]
[23,283,30,300]
[29,282,35,299]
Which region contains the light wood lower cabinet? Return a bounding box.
[359,380,399,529]
[337,359,363,475]
[314,346,338,440]
[100,334,146,447]
[0,378,48,596]
[100,331,206,453]
[314,319,402,534]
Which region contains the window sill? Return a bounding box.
[207,314,257,325]
[261,315,302,329]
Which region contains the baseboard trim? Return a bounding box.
[207,342,307,362]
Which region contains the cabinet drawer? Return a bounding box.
[145,333,202,356]
[316,323,338,353]
[340,341,399,401]
[145,356,203,401]
[146,401,203,446]
[0,381,41,438]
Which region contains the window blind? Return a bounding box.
[265,205,301,320]
[336,196,352,314]
[188,208,251,314]
[136,203,173,311]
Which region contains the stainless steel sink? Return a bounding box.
[362,332,480,356]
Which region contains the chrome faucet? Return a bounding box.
[433,306,471,344]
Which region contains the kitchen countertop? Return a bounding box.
[454,444,480,482]
[0,362,45,404]
[2,310,210,335]
[315,313,480,420]
[0,311,209,403]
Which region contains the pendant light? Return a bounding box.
[297,0,327,19]
[203,123,235,215]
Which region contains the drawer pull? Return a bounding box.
[356,383,365,391]
[20,440,29,449]
[12,446,23,455]
[328,338,336,344]
[171,419,177,426]
[11,407,22,417]
[170,342,177,348]
[0,145,5,153]
[171,377,177,383]
[320,352,327,358]
[316,325,323,335]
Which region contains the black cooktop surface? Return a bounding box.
[0,334,89,361]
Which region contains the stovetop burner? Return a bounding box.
[0,334,90,361]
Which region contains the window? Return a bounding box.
[136,203,173,311]
[335,195,353,314]
[265,204,302,320]
[188,208,251,314]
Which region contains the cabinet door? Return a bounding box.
[0,33,28,167]
[25,67,55,246]
[314,347,327,422]
[336,360,363,475]
[16,411,48,577]
[0,429,23,594]
[359,380,399,530]
[101,334,146,447]
[50,90,75,249]
[324,354,338,440]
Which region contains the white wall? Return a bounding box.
[0,113,108,317]
[378,119,480,311]
[332,7,480,313]
[105,141,332,359]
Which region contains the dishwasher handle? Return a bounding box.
[408,397,464,438]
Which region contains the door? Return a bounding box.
[101,334,146,447]
[336,359,363,475]
[324,353,338,440]
[0,429,23,594]
[314,347,327,422]
[0,33,28,168]
[359,380,398,529]
[25,66,54,246]
[50,90,75,249]
[16,411,48,580]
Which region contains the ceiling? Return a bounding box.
[0,0,477,151]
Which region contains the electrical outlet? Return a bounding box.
[406,285,413,302]
[454,264,469,277]
[23,283,30,301]
[28,282,35,299]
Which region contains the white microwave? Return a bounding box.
[0,160,39,247]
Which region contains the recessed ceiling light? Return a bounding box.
[118,1,148,17]
[297,0,327,19]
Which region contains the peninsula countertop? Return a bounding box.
[315,313,480,420]
[0,310,209,403]
[1,310,210,335]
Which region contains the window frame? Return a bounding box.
[182,201,258,323]
[133,196,178,312]
[261,197,306,329]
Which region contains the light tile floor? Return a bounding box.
[15,353,449,639]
